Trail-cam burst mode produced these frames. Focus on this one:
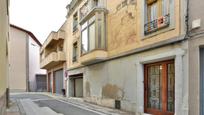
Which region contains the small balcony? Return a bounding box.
[79,0,108,24]
[80,49,107,65]
[40,51,66,69]
[144,14,170,35]
[41,30,65,51]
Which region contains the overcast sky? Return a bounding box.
[10,0,71,43]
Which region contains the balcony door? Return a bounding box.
[144,60,175,115]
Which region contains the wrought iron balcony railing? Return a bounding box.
[144,14,170,35]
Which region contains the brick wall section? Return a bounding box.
[0,92,6,115]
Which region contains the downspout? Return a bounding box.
[184,0,190,39]
[26,35,30,92]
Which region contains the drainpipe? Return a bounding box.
[184,0,190,39]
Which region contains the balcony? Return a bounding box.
[41,30,65,51]
[80,49,107,65]
[79,0,108,24]
[40,51,66,69]
[144,14,170,35]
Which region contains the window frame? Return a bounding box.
[81,16,96,55]
[144,0,170,35]
[72,42,78,62]
[144,60,175,115]
[73,12,79,32]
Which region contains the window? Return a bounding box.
[72,42,78,62]
[80,1,107,55]
[144,0,170,35]
[81,16,96,54]
[73,12,78,32]
[144,60,174,115]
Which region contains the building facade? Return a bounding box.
[40,24,66,95]
[0,0,9,114]
[63,0,189,114]
[9,25,46,92]
[188,0,204,115]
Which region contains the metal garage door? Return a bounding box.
[200,48,204,115]
[54,69,63,94]
[75,78,83,97]
[36,75,47,92]
[69,75,83,97]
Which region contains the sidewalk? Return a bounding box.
[6,99,21,115]
[43,92,135,115]
[8,92,135,115]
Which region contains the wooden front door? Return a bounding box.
[144,60,175,115]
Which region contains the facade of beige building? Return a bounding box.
[41,0,191,114]
[63,0,188,114]
[0,0,9,114]
[9,25,46,92]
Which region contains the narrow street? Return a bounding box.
[10,93,104,115]
[9,93,132,115]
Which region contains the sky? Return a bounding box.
[10,0,71,44]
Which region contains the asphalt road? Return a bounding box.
[11,93,103,115]
[35,99,100,115]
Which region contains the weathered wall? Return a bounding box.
[189,37,204,115]
[188,0,204,114]
[107,0,183,57]
[107,0,137,52]
[68,42,189,113]
[0,0,9,114]
[9,27,27,92]
[65,0,186,70]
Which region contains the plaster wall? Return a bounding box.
[9,27,27,92]
[0,0,9,114]
[65,0,187,69]
[188,0,204,114]
[28,37,46,91]
[189,37,203,115]
[68,42,189,114]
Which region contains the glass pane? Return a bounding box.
[89,23,95,51]
[82,29,88,54]
[151,3,157,21]
[162,0,169,15]
[73,43,78,61]
[98,21,102,48]
[89,15,95,24]
[167,63,175,112]
[147,65,162,110]
[82,21,88,30]
[97,13,105,49]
